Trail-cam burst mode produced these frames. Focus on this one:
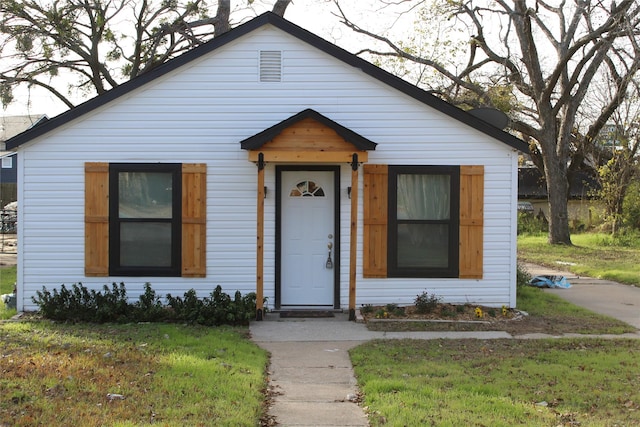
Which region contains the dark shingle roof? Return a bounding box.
[7,12,528,152]
[518,167,600,199]
[240,109,377,151]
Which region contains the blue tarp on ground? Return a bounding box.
[529,275,571,288]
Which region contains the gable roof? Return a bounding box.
[6,12,528,152]
[240,109,377,151]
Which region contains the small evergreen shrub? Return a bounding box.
[93,282,129,322]
[133,283,166,322]
[385,303,398,312]
[33,283,257,325]
[360,304,374,315]
[414,291,441,314]
[392,306,406,317]
[167,286,257,326]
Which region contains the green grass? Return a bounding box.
[353,235,640,425]
[0,322,269,426]
[518,232,640,285]
[0,265,16,294]
[514,284,635,335]
[351,338,640,426]
[0,266,17,319]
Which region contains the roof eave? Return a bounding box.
[240,109,377,151]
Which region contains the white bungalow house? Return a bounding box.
[6,13,528,320]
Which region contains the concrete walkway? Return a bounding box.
[523,262,640,329]
[250,315,511,426]
[250,265,640,426]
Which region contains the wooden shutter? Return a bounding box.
[459,165,484,279]
[182,163,207,277]
[85,162,109,276]
[363,164,388,278]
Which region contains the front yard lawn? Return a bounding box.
[0,322,268,426]
[351,338,640,426]
[518,233,640,286]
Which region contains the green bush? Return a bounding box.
[623,180,640,230]
[32,283,125,322]
[612,229,640,248]
[33,283,257,325]
[516,262,532,288]
[360,304,374,314]
[133,283,167,322]
[414,291,441,314]
[166,286,256,326]
[517,212,548,235]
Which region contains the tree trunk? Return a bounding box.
[545,161,572,245]
[214,0,231,36]
[272,0,292,16]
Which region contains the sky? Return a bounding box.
[2,0,415,119]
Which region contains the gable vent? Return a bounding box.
[259,50,282,82]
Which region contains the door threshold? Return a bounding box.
[275,307,342,312]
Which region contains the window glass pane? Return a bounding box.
[289,180,325,197]
[397,174,450,220]
[397,224,449,268]
[119,172,173,218]
[120,223,172,267]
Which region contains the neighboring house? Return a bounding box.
[1,115,48,206]
[1,151,18,221]
[0,151,17,184]
[6,13,528,318]
[518,167,602,227]
[1,115,47,149]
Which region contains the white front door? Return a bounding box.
[280,169,336,307]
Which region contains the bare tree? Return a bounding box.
[0,0,291,110]
[335,0,640,244]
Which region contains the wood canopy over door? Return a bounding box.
[240,109,377,321]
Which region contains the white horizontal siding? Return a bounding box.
[17,24,518,311]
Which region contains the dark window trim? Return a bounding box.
[109,163,182,277]
[387,165,460,278]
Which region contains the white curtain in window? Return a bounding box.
[398,174,450,220]
[397,174,450,245]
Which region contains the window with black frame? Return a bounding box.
[388,165,460,278]
[109,163,182,276]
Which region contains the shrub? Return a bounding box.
[165,286,256,326]
[392,306,406,317]
[133,283,167,322]
[33,283,257,326]
[166,289,204,324]
[623,180,640,230]
[517,212,548,235]
[385,303,398,312]
[516,262,532,288]
[414,291,441,314]
[93,282,129,322]
[360,304,374,314]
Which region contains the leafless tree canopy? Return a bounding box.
[336,0,640,244]
[0,0,291,109]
